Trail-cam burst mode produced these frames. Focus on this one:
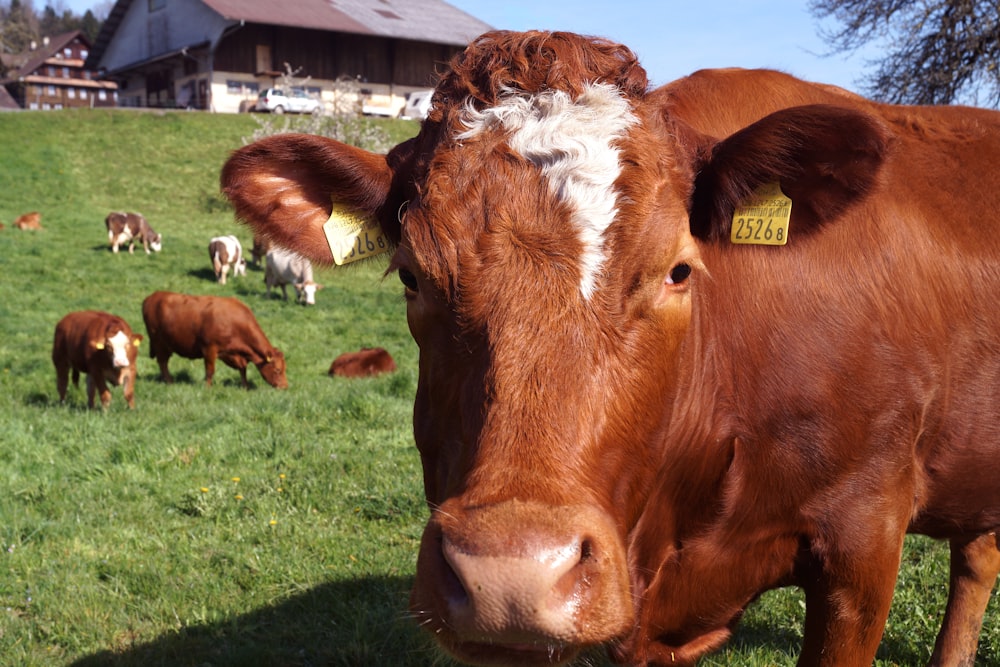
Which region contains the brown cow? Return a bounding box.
[221,31,1000,667]
[52,310,142,409]
[142,291,287,389]
[328,347,396,378]
[14,212,42,230]
[250,233,271,267]
[105,211,162,254]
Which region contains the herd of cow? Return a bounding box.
[218,29,1000,667]
[47,209,395,411]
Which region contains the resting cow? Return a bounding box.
[141,291,287,389]
[14,211,42,230]
[221,30,1000,667]
[328,347,397,378]
[208,234,246,284]
[264,247,321,304]
[52,310,142,409]
[105,211,162,254]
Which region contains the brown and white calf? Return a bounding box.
[142,290,288,389]
[208,234,246,284]
[222,30,1000,667]
[105,211,162,254]
[264,247,321,305]
[52,310,142,409]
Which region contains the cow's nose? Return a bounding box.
[441,531,596,641]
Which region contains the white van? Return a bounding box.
[402,90,434,120]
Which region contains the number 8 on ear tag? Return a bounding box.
[323,202,390,265]
[731,182,792,246]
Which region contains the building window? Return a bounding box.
[68,88,76,99]
[80,88,87,99]
[244,81,259,94]
[47,85,56,96]
[98,90,107,100]
[81,49,88,59]
[63,67,69,78]
[64,48,72,57]
[226,80,242,94]
[48,66,55,76]
[148,0,165,10]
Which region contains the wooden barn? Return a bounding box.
[85,0,492,114]
[2,31,118,110]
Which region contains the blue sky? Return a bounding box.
[64,0,875,92]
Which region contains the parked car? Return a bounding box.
[255,88,322,115]
[401,89,434,120]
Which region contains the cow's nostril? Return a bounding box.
[580,538,595,563]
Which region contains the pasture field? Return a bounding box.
[0,109,997,667]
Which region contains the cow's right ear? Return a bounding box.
[688,104,889,243]
[221,134,400,266]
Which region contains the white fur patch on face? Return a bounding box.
[108,330,131,368]
[456,83,637,299]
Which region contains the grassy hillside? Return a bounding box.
[0,108,996,667]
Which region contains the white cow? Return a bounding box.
[208,235,246,285]
[264,248,322,304]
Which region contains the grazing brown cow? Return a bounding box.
[52,310,142,409]
[105,211,162,254]
[328,347,396,378]
[141,291,287,389]
[14,211,42,230]
[250,233,271,267]
[221,31,1000,667]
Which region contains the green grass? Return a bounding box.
[0,108,997,667]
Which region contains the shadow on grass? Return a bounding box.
[69,575,452,667]
[62,573,936,667]
[187,267,219,282]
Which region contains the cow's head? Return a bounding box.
[96,329,142,369]
[221,30,887,665]
[294,281,322,305]
[256,349,288,389]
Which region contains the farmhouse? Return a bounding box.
[1,31,118,110]
[85,0,492,114]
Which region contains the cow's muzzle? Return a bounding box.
[411,499,633,666]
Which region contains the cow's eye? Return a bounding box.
[666,263,692,285]
[398,267,418,292]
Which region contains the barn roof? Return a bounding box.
[88,0,491,70]
[5,31,89,82]
[203,0,492,45]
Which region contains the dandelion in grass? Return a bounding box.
[231,477,240,483]
[235,494,243,501]
[200,487,209,494]
[269,518,277,527]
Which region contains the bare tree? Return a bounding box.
[810,0,1000,107]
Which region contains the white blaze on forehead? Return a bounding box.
[108,330,131,368]
[456,83,638,299]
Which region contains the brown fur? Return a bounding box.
[52,310,142,409]
[141,291,287,389]
[221,30,1000,667]
[14,211,42,230]
[328,347,396,378]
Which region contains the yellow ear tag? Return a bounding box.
[731,182,791,245]
[95,342,105,350]
[133,339,141,348]
[322,202,390,266]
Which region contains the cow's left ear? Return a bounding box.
[688,104,890,243]
[221,133,407,266]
